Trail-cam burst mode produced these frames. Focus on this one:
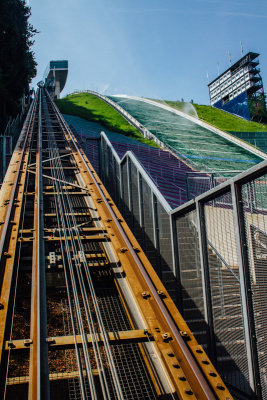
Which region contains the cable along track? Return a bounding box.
[0,88,233,400]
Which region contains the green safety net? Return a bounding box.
[229,131,267,154]
[110,97,263,173]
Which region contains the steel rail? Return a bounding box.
[43,90,125,400]
[51,159,91,398]
[28,90,49,400]
[45,100,90,399]
[49,116,122,399]
[0,94,39,399]
[51,97,218,399]
[0,94,37,264]
[46,95,115,399]
[49,160,87,399]
[3,98,40,399]
[50,144,100,400]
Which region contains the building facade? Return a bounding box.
[208,52,266,121]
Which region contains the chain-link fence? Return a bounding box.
[100,131,267,399]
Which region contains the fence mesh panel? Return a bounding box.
[130,164,143,244]
[176,211,208,347]
[142,179,157,269]
[121,162,131,224]
[204,192,251,395]
[157,203,176,301]
[242,175,267,398]
[186,174,211,199]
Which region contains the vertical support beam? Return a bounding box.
[127,158,132,213]
[112,155,117,201]
[98,136,102,180]
[170,214,182,310]
[196,200,216,363]
[106,147,111,185]
[231,182,261,397]
[119,163,124,205]
[2,136,6,180]
[152,193,160,277]
[138,172,144,228]
[152,193,159,249]
[29,90,49,400]
[127,158,134,228]
[101,137,106,185]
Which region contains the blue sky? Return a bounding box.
[30,0,267,104]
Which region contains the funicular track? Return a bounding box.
[0,89,233,399]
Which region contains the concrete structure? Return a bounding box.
[43,60,68,99]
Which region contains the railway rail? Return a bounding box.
[0,88,233,399]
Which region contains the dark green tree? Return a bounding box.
[0,0,37,129]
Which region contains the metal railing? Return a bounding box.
[100,131,267,399]
[0,102,26,184]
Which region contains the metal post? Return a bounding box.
[170,214,183,310]
[152,193,160,277]
[138,172,144,228]
[112,155,117,202]
[127,158,134,228]
[196,200,216,363]
[152,194,159,249]
[3,136,6,180]
[231,182,261,397]
[99,136,105,183]
[119,163,123,206]
[127,158,133,213]
[29,89,49,399]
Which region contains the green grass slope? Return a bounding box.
[55,93,157,146]
[193,104,267,132]
[161,100,267,132]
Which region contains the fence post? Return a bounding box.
[127,158,132,213]
[138,172,144,228]
[2,136,6,180]
[99,136,104,183]
[170,214,183,310]
[119,163,124,206]
[231,181,261,397]
[152,193,160,277]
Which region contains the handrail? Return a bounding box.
[100,132,173,212]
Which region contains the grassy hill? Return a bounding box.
[194,104,267,132]
[55,93,157,146]
[163,100,267,132]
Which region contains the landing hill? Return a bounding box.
[55,93,157,146]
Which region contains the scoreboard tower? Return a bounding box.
[208,52,266,122]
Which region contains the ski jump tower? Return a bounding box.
[43,60,68,99]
